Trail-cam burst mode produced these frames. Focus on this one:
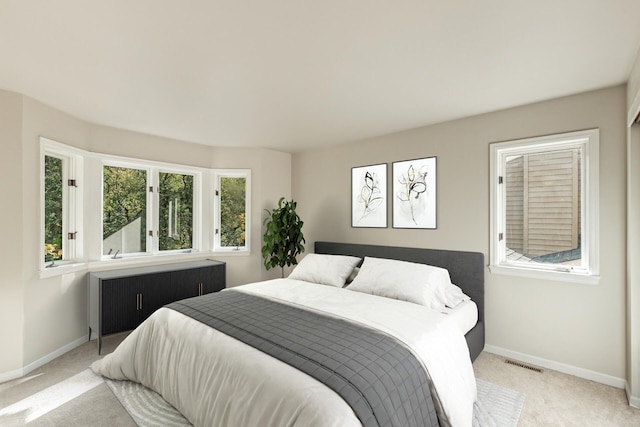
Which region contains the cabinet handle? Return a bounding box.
[140,293,143,310]
[136,293,139,310]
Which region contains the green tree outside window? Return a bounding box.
[220,177,246,247]
[159,172,194,251]
[44,156,63,263]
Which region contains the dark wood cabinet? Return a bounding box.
[100,276,143,336]
[169,265,224,301]
[89,260,225,353]
[203,264,226,293]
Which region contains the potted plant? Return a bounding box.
[262,197,305,277]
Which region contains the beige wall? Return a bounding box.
[1,94,291,377]
[627,47,640,406]
[21,97,91,366]
[0,90,24,377]
[292,85,628,380]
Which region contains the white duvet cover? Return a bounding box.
[91,279,477,427]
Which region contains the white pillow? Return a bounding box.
[444,284,471,308]
[288,253,362,287]
[346,257,452,309]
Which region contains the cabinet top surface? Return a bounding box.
[90,259,225,279]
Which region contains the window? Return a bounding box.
[214,170,251,252]
[44,155,63,263]
[159,171,194,251]
[41,138,83,268]
[102,162,200,257]
[102,165,148,256]
[41,139,251,269]
[489,129,599,283]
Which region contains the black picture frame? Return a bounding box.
[392,157,437,229]
[351,163,387,228]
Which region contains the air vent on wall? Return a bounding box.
[504,359,544,373]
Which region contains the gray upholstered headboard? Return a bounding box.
[314,241,485,361]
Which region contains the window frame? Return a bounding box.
[212,169,251,254]
[101,160,152,258]
[100,157,204,260]
[40,137,84,270]
[156,167,201,254]
[489,129,600,284]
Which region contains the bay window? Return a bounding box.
[41,138,251,270]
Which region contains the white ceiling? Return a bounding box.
[1,1,639,153]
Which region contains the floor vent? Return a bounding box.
[504,359,543,373]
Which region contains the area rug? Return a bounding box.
[103,375,525,427]
[474,378,525,427]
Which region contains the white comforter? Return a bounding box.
[91,279,477,427]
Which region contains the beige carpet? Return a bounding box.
[0,333,136,427]
[1,333,639,426]
[473,352,640,426]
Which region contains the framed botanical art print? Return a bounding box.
[351,163,387,228]
[392,157,436,229]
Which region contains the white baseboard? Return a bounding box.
[0,366,26,384]
[0,335,88,384]
[484,344,626,390]
[626,382,640,409]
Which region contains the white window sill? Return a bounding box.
[212,248,250,257]
[489,264,600,285]
[39,262,88,279]
[39,249,247,278]
[88,251,215,272]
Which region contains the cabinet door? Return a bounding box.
[140,272,173,320]
[202,264,226,294]
[101,277,140,335]
[170,269,201,301]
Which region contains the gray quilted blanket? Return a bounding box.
[166,290,439,427]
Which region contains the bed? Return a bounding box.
[91,241,485,427]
